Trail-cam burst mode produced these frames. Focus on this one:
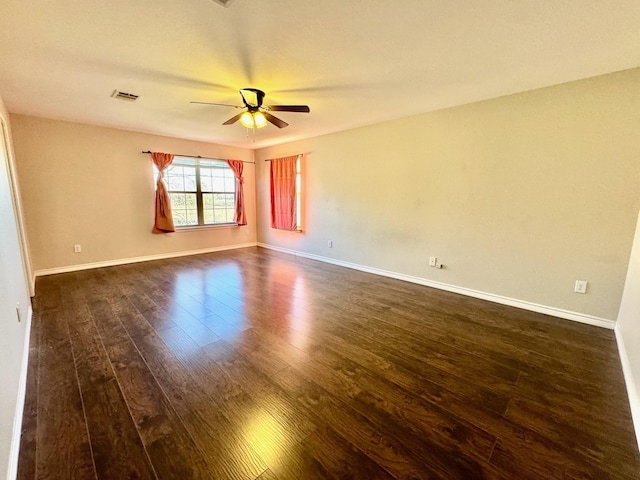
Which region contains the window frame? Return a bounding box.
[295,155,302,231]
[157,157,237,229]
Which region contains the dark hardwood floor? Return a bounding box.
[17,247,640,479]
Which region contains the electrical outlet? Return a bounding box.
[328,240,333,248]
[74,244,82,253]
[429,256,437,267]
[574,280,588,294]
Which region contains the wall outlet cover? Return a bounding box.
[574,280,588,294]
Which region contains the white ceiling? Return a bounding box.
[1,0,639,149]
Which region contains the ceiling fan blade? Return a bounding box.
[263,112,289,128]
[222,112,245,125]
[267,105,310,113]
[191,101,242,108]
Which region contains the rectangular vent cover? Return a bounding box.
[111,90,139,101]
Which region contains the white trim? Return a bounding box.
[34,242,258,277]
[1,117,34,298]
[257,243,615,329]
[174,224,238,232]
[7,306,33,480]
[615,324,640,453]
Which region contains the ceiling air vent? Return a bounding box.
[111,90,139,102]
[211,0,235,7]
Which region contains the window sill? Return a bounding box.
[175,223,238,232]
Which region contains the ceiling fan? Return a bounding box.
[191,88,310,129]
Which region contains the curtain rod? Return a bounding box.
[264,153,307,162]
[141,151,255,164]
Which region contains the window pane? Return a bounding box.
[212,176,225,191]
[224,177,235,192]
[184,176,197,191]
[214,210,226,223]
[170,193,185,209]
[225,194,235,208]
[203,193,213,209]
[225,208,234,223]
[186,209,198,225]
[213,194,226,207]
[203,209,214,224]
[173,210,186,226]
[184,167,197,191]
[167,175,185,191]
[170,193,197,226]
[201,167,216,192]
[201,175,213,192]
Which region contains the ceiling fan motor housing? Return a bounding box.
[240,88,265,108]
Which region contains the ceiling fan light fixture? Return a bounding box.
[253,112,267,128]
[193,88,308,130]
[240,111,267,129]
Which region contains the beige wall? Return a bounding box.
[255,68,640,322]
[11,116,257,272]
[617,208,640,450]
[0,95,32,478]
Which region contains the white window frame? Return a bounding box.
[155,157,237,228]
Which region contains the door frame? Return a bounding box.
[0,116,33,296]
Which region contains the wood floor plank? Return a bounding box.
[16,313,40,480]
[103,337,217,479]
[113,308,270,480]
[272,366,447,480]
[203,342,319,443]
[255,468,279,480]
[242,322,499,471]
[364,295,623,386]
[504,396,640,479]
[311,342,498,460]
[255,316,512,419]
[294,314,613,478]
[513,369,637,442]
[300,424,397,480]
[67,315,157,479]
[19,247,640,479]
[266,306,637,477]
[35,309,96,480]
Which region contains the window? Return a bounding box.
[155,157,236,227]
[269,154,302,231]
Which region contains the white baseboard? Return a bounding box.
[34,242,259,277]
[257,243,615,329]
[7,305,33,480]
[615,324,640,453]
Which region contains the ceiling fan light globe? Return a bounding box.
[239,111,267,129]
[253,112,267,128]
[239,112,254,128]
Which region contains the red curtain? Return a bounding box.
[270,155,298,231]
[150,152,176,234]
[225,160,247,226]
